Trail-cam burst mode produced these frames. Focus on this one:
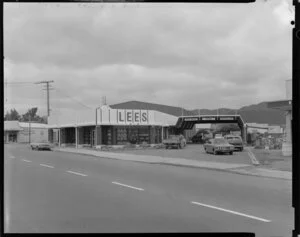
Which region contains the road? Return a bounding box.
[4,144,293,235]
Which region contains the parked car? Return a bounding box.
[203,138,234,155]
[163,135,186,149]
[30,142,52,151]
[224,135,244,151]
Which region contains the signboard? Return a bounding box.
[201,117,216,121]
[184,117,199,121]
[219,117,235,121]
[117,109,148,124]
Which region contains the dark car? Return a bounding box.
[191,133,209,144]
[224,135,244,151]
[203,138,234,155]
[30,142,52,151]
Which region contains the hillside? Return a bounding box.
[191,102,286,125]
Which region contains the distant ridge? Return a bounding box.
[111,101,285,125]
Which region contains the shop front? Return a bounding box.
[48,105,178,148]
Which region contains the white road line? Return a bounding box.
[112,181,144,191]
[40,164,54,168]
[191,201,271,223]
[9,156,15,159]
[66,170,87,177]
[22,159,32,163]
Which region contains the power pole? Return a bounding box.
[292,1,300,237]
[35,80,54,117]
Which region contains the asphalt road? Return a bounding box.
[4,144,293,235]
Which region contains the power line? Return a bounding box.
[53,87,93,110]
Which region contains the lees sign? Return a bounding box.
[117,110,148,124]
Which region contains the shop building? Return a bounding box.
[4,121,49,143]
[47,101,194,147]
[267,79,292,156]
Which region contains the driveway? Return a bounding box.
[110,144,252,165]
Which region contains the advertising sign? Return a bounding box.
[117,109,148,124]
[184,117,199,121]
[219,117,235,120]
[202,117,216,121]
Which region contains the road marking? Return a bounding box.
[9,156,15,159]
[66,170,87,177]
[191,201,271,223]
[22,159,32,163]
[40,164,54,168]
[112,181,144,191]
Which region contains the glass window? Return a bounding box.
[116,127,128,145]
[138,127,149,144]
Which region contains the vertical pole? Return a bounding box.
[292,1,300,237]
[46,82,50,117]
[95,108,98,148]
[75,127,78,149]
[29,115,31,144]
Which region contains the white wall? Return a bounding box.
[18,127,48,143]
[48,106,179,127]
[286,79,292,100]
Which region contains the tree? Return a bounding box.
[214,123,240,134]
[20,107,47,124]
[4,108,21,121]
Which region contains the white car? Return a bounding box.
[30,143,52,151]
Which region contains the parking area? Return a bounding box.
[250,149,292,172]
[110,144,252,165]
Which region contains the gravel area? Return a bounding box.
[250,149,292,172]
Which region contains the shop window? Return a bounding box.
[138,127,150,144]
[128,128,139,144]
[116,128,128,145]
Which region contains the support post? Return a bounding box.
[75,127,78,149]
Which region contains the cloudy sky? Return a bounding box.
[4,0,294,116]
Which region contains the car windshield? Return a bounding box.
[214,139,228,144]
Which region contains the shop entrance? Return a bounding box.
[8,132,18,142]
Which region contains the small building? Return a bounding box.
[4,121,49,143]
[267,79,292,156]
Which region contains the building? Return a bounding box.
[267,79,292,156]
[4,121,49,143]
[48,102,185,147]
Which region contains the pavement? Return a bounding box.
[4,144,293,235]
[53,146,292,180]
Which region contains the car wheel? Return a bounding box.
[229,151,233,155]
[240,148,243,151]
[165,146,169,149]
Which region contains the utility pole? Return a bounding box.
[292,1,300,237]
[29,115,31,144]
[35,80,54,118]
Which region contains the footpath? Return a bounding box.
[53,147,292,181]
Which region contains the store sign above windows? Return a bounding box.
[99,108,150,125]
[118,110,148,124]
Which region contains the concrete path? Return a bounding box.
[53,147,292,180]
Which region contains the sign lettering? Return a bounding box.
[219,117,234,120]
[184,118,199,121]
[117,110,148,123]
[202,117,216,121]
[142,112,147,122]
[134,111,140,122]
[126,111,132,122]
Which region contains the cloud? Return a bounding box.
[4,2,292,115]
